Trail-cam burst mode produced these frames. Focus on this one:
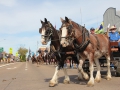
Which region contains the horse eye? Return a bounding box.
[46,30,49,34]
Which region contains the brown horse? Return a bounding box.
[60,17,111,86]
[31,55,37,64]
[36,53,44,65]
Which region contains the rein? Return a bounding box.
[42,27,60,42]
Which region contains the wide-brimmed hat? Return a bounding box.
[109,26,117,30]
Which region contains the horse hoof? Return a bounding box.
[87,82,94,87]
[95,79,101,83]
[106,76,112,80]
[49,82,56,87]
[95,78,101,83]
[87,81,94,87]
[87,84,94,87]
[63,80,70,84]
[106,77,111,80]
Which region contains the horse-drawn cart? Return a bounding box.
[83,41,120,77]
[109,41,120,76]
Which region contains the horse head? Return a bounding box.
[60,16,76,47]
[39,18,54,45]
[60,16,88,48]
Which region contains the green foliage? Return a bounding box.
[18,47,28,62]
[0,47,4,52]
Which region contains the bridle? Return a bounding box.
[42,27,52,39]
[60,24,75,42]
[41,24,60,42]
[60,24,85,42]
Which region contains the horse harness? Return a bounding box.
[43,23,60,42]
[73,25,90,52]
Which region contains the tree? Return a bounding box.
[18,47,28,62]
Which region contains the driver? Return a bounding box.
[109,25,120,51]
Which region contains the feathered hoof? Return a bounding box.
[49,82,56,87]
[83,73,89,80]
[106,76,112,80]
[87,81,94,87]
[63,80,70,84]
[95,78,101,83]
[49,81,57,87]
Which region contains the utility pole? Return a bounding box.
[80,8,82,25]
[36,41,39,54]
[37,41,39,50]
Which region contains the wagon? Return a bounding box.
[82,41,120,77]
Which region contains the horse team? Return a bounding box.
[39,17,112,87]
[31,50,57,66]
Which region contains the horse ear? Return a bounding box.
[60,17,64,23]
[44,18,48,24]
[40,20,43,24]
[65,16,69,23]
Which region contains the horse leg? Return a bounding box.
[63,67,70,84]
[49,66,59,87]
[69,59,71,68]
[71,60,74,69]
[87,55,95,87]
[77,59,89,80]
[105,55,112,80]
[48,59,52,65]
[51,58,52,65]
[42,59,44,64]
[39,59,40,65]
[53,59,55,65]
[52,59,54,65]
[94,58,101,83]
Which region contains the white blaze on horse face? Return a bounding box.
[41,28,47,45]
[61,27,68,47]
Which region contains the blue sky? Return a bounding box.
[0,0,120,55]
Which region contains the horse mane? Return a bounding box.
[71,20,88,31]
[47,21,60,41]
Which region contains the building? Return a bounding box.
[103,7,120,32]
[39,46,50,52]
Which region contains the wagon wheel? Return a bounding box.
[115,60,120,77]
[82,60,90,74]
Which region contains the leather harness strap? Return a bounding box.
[73,27,90,52]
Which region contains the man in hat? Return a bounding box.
[109,25,120,51]
[90,27,95,34]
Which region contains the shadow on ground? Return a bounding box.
[44,70,116,85]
